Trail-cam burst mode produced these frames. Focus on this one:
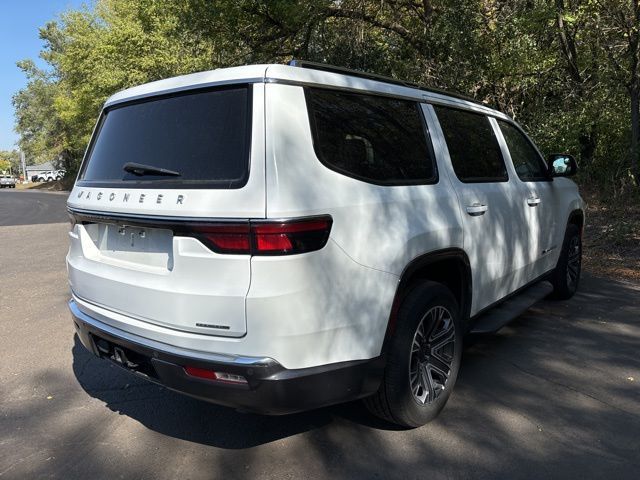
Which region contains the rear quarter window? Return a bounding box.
[305,88,437,185]
[78,85,252,189]
[498,120,549,181]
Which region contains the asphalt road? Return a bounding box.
[1,189,639,479]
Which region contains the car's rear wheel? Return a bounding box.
[549,223,582,300]
[364,281,463,427]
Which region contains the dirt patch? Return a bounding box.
[581,189,640,282]
[17,180,69,192]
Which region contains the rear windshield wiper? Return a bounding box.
[123,162,181,177]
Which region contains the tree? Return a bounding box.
[12,60,66,167]
[593,0,640,185]
[11,0,640,193]
[0,150,20,174]
[0,158,11,174]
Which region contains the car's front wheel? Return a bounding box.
[549,223,582,300]
[365,281,463,427]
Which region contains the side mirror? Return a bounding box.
[547,154,578,177]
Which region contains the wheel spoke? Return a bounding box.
[420,363,435,401]
[431,325,454,352]
[421,308,440,339]
[429,355,451,380]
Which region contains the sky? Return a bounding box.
[0,0,85,151]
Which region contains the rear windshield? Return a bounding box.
[78,85,252,189]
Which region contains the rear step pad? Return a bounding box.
[469,281,553,335]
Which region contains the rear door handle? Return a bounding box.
[527,196,541,207]
[466,204,488,216]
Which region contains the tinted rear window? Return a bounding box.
[434,106,507,183]
[305,88,436,185]
[79,86,252,189]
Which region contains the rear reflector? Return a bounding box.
[190,216,332,256]
[184,366,248,384]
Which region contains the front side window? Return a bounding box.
[305,88,436,185]
[434,106,508,183]
[498,120,549,181]
[79,85,252,189]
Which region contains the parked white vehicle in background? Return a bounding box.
[0,175,17,188]
[36,170,65,182]
[67,61,584,427]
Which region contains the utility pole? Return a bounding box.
[20,150,27,183]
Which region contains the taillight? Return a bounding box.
[188,216,332,255]
[192,223,251,254]
[66,210,333,256]
[252,218,332,255]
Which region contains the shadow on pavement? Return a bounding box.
[68,273,640,476]
[71,335,401,449]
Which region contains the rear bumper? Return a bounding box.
[69,299,384,414]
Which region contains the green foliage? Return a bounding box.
[11,0,640,193]
[0,150,19,174]
[0,158,11,173]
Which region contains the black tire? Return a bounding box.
[364,281,463,428]
[549,223,582,300]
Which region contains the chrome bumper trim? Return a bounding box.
[68,298,275,367]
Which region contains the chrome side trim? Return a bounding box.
[69,298,275,367]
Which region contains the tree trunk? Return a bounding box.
[631,86,640,186]
[631,0,640,186]
[555,0,582,85]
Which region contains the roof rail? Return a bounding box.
[288,59,490,108]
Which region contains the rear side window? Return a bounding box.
[434,106,508,183]
[498,120,549,181]
[79,85,252,189]
[305,88,436,185]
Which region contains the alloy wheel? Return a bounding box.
[409,306,456,405]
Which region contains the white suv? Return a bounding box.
[67,62,584,427]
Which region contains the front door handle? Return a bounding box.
[466,203,488,216]
[527,196,541,207]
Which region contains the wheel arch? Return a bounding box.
[567,209,584,235]
[382,248,473,352]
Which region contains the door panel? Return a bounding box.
[425,105,529,315]
[495,119,558,278]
